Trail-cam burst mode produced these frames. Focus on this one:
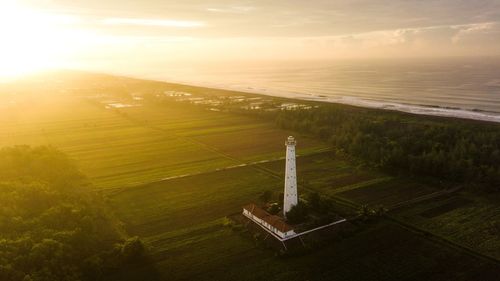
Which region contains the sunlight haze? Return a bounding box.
[1,0,500,77]
[2,1,500,280]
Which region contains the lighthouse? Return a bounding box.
[283,136,298,216]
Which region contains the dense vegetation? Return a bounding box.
[275,105,500,190]
[0,146,145,281]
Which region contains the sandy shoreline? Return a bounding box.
[167,79,500,124]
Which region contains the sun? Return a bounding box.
[0,1,76,78]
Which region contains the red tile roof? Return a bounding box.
[262,215,294,232]
[243,203,268,219]
[243,203,294,233]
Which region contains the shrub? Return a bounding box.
[286,203,308,224]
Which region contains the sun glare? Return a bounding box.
[0,1,82,78]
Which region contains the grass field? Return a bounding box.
[0,93,326,188]
[108,164,500,281]
[3,73,500,280]
[259,152,438,208]
[110,166,281,237]
[337,178,438,207]
[394,192,500,260]
[261,153,384,193]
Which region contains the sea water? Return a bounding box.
[156,57,500,123]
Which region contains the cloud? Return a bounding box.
[101,18,205,28]
[451,22,498,43]
[319,21,499,47]
[206,6,255,13]
[13,0,500,66]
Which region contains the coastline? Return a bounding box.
[17,69,500,124]
[162,78,500,124]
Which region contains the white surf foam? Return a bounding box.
[170,79,500,123]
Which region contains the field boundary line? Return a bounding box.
[302,179,500,266]
[386,215,500,265]
[328,177,393,196]
[98,149,333,194]
[389,185,463,210]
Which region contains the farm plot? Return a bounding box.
[1,81,327,189]
[118,102,328,162]
[0,96,238,188]
[337,178,438,207]
[260,152,386,195]
[260,152,352,176]
[108,218,500,281]
[109,166,282,237]
[395,192,500,260]
[121,102,265,135]
[189,126,326,162]
[108,150,500,280]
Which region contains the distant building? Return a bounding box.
[242,204,295,239]
[283,136,298,215]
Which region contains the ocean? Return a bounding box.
[154,57,500,123]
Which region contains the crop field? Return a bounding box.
[117,101,327,162]
[337,178,438,207]
[0,94,326,188]
[0,97,236,188]
[394,192,500,260]
[108,149,500,280]
[3,74,500,280]
[261,153,381,191]
[110,166,282,237]
[259,153,437,208]
[108,211,500,281]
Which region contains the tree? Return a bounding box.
[121,237,146,263]
[268,203,281,215]
[306,192,322,211]
[259,190,273,203]
[271,105,500,191]
[357,205,376,221]
[286,203,308,224]
[0,146,147,281]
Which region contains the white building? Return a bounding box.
[241,136,300,239]
[283,136,298,215]
[242,204,296,239]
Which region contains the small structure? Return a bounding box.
[241,136,348,245]
[242,204,296,239]
[283,136,298,215]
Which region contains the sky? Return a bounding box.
[1,0,500,77]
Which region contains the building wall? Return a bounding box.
[284,137,298,215]
[243,209,295,239]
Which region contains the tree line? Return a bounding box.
[273,105,500,190]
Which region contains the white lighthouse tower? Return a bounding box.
[283,136,298,216]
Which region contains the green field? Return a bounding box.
[395,192,500,260]
[0,94,326,189]
[337,178,438,207]
[108,163,500,281]
[110,166,281,237]
[2,73,500,280]
[259,152,438,207]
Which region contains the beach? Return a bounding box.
[152,57,500,123]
